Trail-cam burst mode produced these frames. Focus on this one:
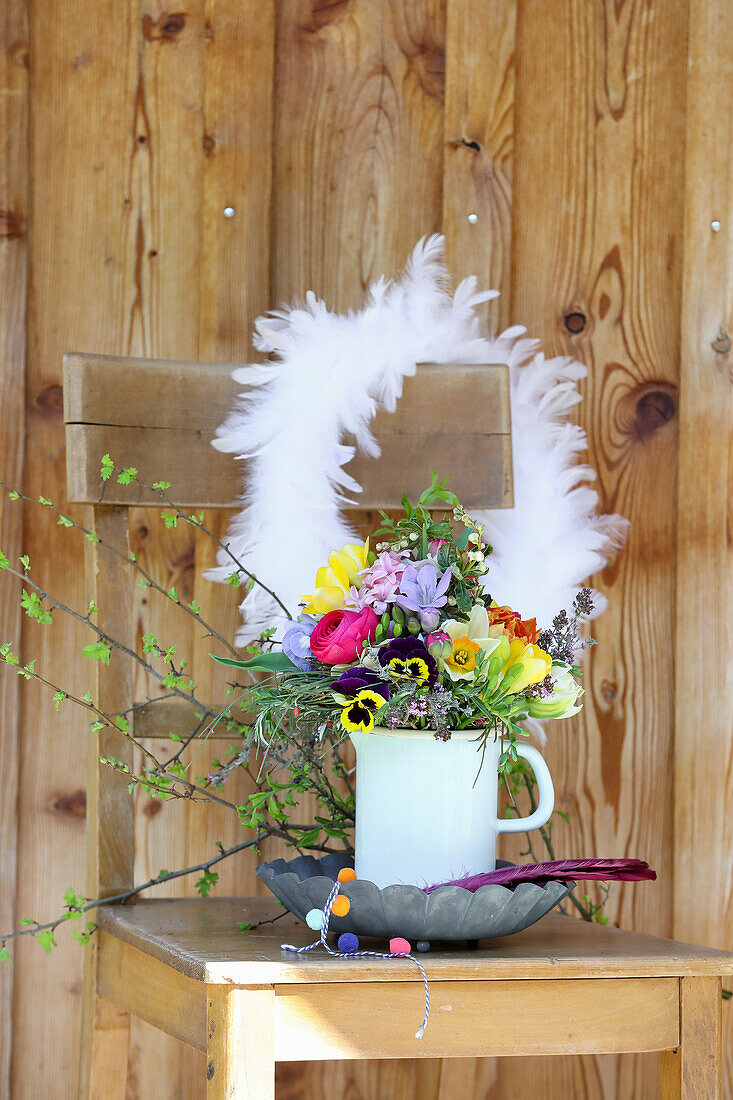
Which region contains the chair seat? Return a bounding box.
[97,896,733,985]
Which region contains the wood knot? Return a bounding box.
[408,46,446,102]
[601,680,617,702]
[50,790,87,819]
[206,1062,215,1081]
[203,133,216,156]
[0,209,26,241]
[143,799,163,818]
[142,12,187,41]
[452,136,481,153]
[34,384,64,419]
[633,384,677,441]
[307,0,351,31]
[563,311,587,334]
[711,328,731,355]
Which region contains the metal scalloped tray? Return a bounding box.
[257,852,573,942]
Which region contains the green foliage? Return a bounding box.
[161,511,178,529]
[100,454,114,481]
[152,480,171,491]
[52,691,66,710]
[116,467,138,485]
[82,641,111,665]
[56,514,74,528]
[0,946,10,962]
[0,551,9,570]
[212,651,298,675]
[194,869,219,898]
[21,589,53,625]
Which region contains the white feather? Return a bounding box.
[208,235,627,644]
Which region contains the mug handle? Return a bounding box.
[495,741,555,834]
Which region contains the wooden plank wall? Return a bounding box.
[1,1,731,1097]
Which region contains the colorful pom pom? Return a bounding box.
[337,867,357,883]
[305,908,323,930]
[416,941,431,952]
[337,932,359,953]
[389,936,411,955]
[331,895,351,916]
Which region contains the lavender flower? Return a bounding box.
[396,562,451,630]
[281,616,318,671]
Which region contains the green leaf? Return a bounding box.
[161,511,178,529]
[20,554,29,571]
[455,529,470,551]
[82,690,92,703]
[157,869,171,879]
[19,918,34,927]
[84,531,100,543]
[116,467,138,485]
[8,490,20,501]
[52,690,66,710]
[211,651,299,674]
[100,454,114,481]
[237,921,254,933]
[82,641,111,665]
[0,947,10,961]
[36,929,57,954]
[56,514,74,527]
[0,552,8,570]
[21,589,52,624]
[38,496,52,507]
[167,587,178,602]
[152,481,171,491]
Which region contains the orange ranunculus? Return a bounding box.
[487,604,540,645]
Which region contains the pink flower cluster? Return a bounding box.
[348,550,409,615]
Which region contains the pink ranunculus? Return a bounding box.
[309,607,379,665]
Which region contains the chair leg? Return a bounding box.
[206,986,275,1100]
[660,976,722,1099]
[78,942,130,1100]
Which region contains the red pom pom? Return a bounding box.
[389,936,411,955]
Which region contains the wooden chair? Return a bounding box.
[64,352,732,1099]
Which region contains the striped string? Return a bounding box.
[282,880,431,1039]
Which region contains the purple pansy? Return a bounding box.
[395,562,451,631]
[281,616,318,671]
[377,636,437,686]
[333,666,390,702]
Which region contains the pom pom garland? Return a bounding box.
[305,908,323,930]
[282,879,431,1039]
[389,937,412,955]
[337,932,360,953]
[337,867,358,884]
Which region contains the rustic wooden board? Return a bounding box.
[675,3,733,1094]
[502,3,689,1097]
[270,2,448,1095]
[0,0,27,1092]
[64,354,512,509]
[443,0,516,334]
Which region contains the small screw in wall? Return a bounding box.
[224,207,236,219]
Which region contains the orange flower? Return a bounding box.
[487,604,540,645]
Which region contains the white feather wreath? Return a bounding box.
[209,236,627,644]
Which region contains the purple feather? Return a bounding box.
[424,858,657,894]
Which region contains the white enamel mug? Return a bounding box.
[350,728,554,889]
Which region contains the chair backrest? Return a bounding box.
[62,352,513,904]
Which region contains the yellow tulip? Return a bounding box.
[302,539,370,614]
[501,638,552,695]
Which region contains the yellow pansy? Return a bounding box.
[500,638,552,695]
[439,604,502,681]
[302,539,370,614]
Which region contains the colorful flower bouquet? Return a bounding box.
[215,476,593,888]
[220,475,591,763]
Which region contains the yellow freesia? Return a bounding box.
[302,539,370,614]
[439,604,502,681]
[501,638,552,695]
